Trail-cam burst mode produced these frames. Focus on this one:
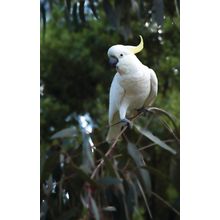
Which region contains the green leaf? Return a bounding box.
[148,107,179,134]
[139,168,151,197]
[127,142,144,167]
[97,176,122,186]
[124,179,137,216]
[51,126,77,139]
[136,179,152,219]
[91,197,100,220]
[127,142,151,196]
[81,133,94,173]
[134,125,176,155]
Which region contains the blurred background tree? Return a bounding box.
[40,0,180,219]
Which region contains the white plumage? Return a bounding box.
[106,36,158,143]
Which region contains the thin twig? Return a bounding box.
[90,126,128,179]
[137,179,152,219]
[158,117,180,142]
[139,139,175,151]
[90,111,144,179]
[151,191,180,216]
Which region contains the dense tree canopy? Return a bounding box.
[40,1,180,219]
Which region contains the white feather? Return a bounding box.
[106,43,158,143]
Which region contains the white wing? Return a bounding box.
[106,73,125,143]
[144,68,158,107]
[108,73,125,124]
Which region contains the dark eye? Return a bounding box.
[120,54,123,57]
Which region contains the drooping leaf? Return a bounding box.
[136,179,152,219]
[127,142,151,196]
[148,107,179,135]
[127,142,144,167]
[91,197,100,220]
[51,126,77,139]
[81,133,94,173]
[158,117,179,142]
[124,179,137,216]
[139,168,151,196]
[134,125,176,154]
[97,176,122,186]
[40,200,48,220]
[141,165,170,182]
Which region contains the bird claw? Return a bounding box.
[120,118,133,129]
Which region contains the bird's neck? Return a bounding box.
[117,57,143,76]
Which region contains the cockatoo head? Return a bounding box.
[107,36,144,74]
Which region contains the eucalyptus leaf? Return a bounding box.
[134,125,176,154]
[97,176,122,186]
[91,197,100,220]
[127,142,151,196]
[81,133,94,173]
[51,126,77,139]
[127,142,144,167]
[136,179,152,219]
[139,168,151,197]
[148,107,179,134]
[124,179,137,216]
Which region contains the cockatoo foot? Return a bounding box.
[120,118,133,129]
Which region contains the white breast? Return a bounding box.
[119,70,151,110]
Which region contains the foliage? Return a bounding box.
[41,0,180,219]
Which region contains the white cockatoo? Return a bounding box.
[106,36,158,143]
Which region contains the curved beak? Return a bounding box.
[109,56,118,68]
